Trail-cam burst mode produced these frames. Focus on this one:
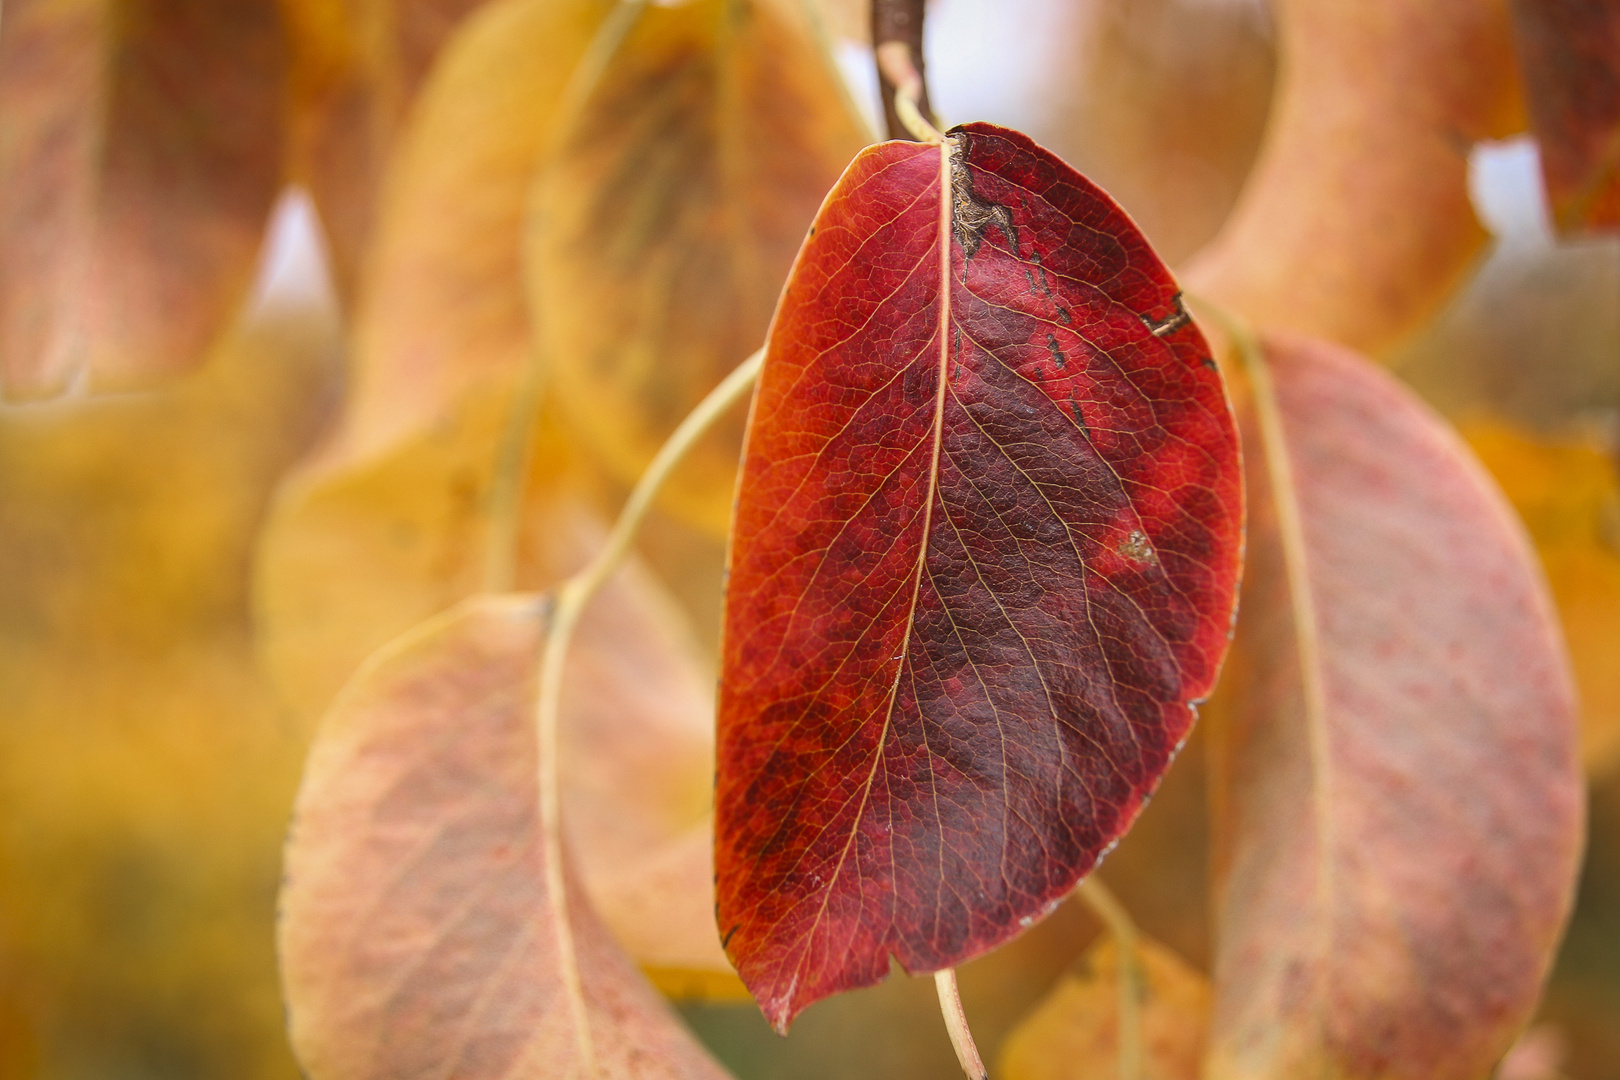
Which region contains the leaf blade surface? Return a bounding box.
[716,123,1242,1030]
[529,0,868,534]
[280,593,733,1080]
[1205,332,1584,1080]
[0,0,285,398]
[1184,0,1525,353]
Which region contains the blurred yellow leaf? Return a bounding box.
[258,0,745,970]
[529,0,869,535]
[1186,0,1526,354]
[1463,419,1620,776]
[0,0,286,399]
[257,0,612,719]
[1088,725,1215,973]
[999,936,1209,1080]
[284,0,502,295]
[0,300,340,1078]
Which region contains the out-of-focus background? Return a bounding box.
[1,0,1616,1077]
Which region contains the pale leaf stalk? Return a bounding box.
[1076,875,1143,1080]
[484,344,546,593]
[876,42,944,144]
[1189,294,1337,1041]
[935,968,988,1080]
[532,347,763,1076]
[483,0,653,593]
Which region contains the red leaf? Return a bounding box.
[1206,333,1583,1079]
[715,123,1243,1031]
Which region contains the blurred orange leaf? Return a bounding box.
[555,555,732,980]
[528,0,869,535]
[999,935,1209,1080]
[805,0,868,42]
[279,592,735,1079]
[1206,331,1583,1079]
[1462,419,1620,776]
[0,0,285,399]
[1044,0,1276,266]
[313,0,609,464]
[1186,0,1525,354]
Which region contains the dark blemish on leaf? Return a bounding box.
[1046,333,1065,369]
[1118,529,1157,564]
[1056,305,1071,325]
[949,134,1017,260]
[1202,356,1218,371]
[1143,293,1191,337]
[723,924,740,949]
[1030,252,1051,296]
[1069,390,1090,432]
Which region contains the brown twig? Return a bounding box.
[871,0,937,141]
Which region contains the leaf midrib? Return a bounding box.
[785,139,955,1000]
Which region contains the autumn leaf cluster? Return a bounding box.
[0,0,1618,1078]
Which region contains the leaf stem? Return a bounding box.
[1076,875,1143,1080]
[876,43,945,144]
[934,968,988,1080]
[871,0,940,142]
[1188,294,1337,984]
[531,346,763,1074]
[484,344,546,593]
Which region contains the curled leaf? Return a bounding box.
[0,0,285,398]
[280,592,734,1080]
[716,123,1242,1030]
[1044,0,1277,266]
[1185,0,1526,353]
[1205,332,1583,1080]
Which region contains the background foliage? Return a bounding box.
[0,0,1616,1077]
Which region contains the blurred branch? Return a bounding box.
[871,0,936,140]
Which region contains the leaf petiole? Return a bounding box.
[875,42,944,144]
[934,968,988,1080]
[530,345,763,1074]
